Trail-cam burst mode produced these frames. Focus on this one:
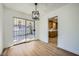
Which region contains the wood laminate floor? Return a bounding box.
[49,37,57,47]
[2,40,78,56]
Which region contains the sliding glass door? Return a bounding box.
[13,17,34,42]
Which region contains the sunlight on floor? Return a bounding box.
[11,37,37,47]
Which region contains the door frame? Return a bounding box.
[48,16,58,46]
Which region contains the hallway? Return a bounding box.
[2,40,77,56]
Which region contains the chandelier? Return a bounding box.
[32,3,39,20]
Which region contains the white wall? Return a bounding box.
[35,20,40,39]
[0,4,3,54]
[40,4,79,55]
[39,15,48,42]
[3,7,33,48]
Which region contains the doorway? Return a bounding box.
[48,16,58,47]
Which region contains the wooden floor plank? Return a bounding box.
[2,40,78,56]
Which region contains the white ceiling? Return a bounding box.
[3,3,68,15]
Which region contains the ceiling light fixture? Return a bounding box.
[32,3,39,37]
[32,3,39,20]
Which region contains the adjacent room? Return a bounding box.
[0,3,79,56]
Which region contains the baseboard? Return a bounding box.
[57,46,79,56]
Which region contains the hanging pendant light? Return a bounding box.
[32,3,39,20]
